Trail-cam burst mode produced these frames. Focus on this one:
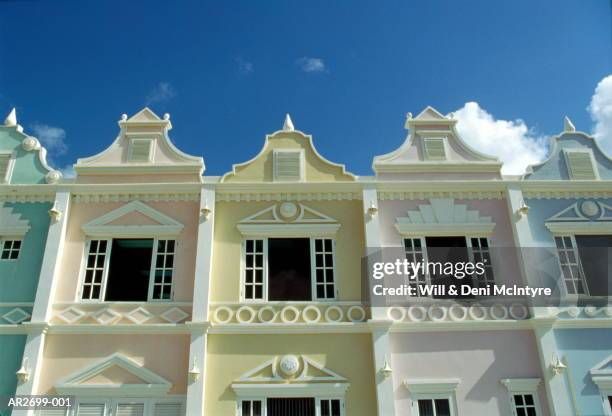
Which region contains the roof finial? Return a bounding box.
[564,116,576,132]
[4,108,17,127]
[283,114,294,131]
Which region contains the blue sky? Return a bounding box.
[0,0,610,176]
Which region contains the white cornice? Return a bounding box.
[396,222,495,236]
[237,223,340,237]
[232,382,350,397]
[374,162,502,173]
[403,379,460,393]
[500,378,541,392]
[545,221,612,234]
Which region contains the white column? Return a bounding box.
[14,190,70,413]
[370,321,396,416]
[362,185,385,320]
[186,184,215,416]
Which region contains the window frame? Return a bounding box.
[501,378,542,416]
[0,151,16,184]
[0,238,23,261]
[240,237,337,302]
[553,235,590,296]
[147,239,177,302]
[236,396,344,416]
[402,236,495,298]
[51,397,186,416]
[127,138,155,163]
[77,237,176,302]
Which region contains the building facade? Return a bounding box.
[0,107,610,416]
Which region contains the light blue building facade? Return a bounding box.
[521,120,612,416]
[0,110,61,415]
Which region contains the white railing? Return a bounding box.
[51,302,192,325]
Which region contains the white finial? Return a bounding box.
[121,114,128,121]
[4,108,17,127]
[283,114,294,131]
[406,112,413,120]
[163,113,170,120]
[564,116,575,132]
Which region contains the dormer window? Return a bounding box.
[273,150,304,182]
[565,150,598,180]
[0,153,14,183]
[128,139,154,163]
[423,137,447,161]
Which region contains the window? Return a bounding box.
[238,398,343,416]
[1,239,22,260]
[565,150,598,180]
[60,400,184,416]
[128,139,154,163]
[273,150,304,182]
[554,235,612,296]
[416,399,451,416]
[423,137,447,160]
[511,394,538,416]
[0,153,14,183]
[243,238,336,301]
[402,236,494,298]
[80,238,176,301]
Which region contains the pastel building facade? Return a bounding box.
[0,109,62,414]
[0,106,609,416]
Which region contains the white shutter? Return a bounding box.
[37,410,67,416]
[0,154,11,182]
[129,139,153,162]
[566,151,597,180]
[153,402,184,416]
[76,403,105,416]
[115,403,145,416]
[273,150,303,181]
[423,138,446,160]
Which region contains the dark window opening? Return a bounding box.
[425,236,472,299]
[575,235,612,296]
[267,398,315,416]
[104,239,153,301]
[417,398,451,416]
[268,238,311,301]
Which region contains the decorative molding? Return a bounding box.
[591,355,612,389]
[82,200,183,237]
[237,223,340,237]
[217,192,361,202]
[0,204,31,236]
[73,192,199,204]
[500,378,541,392]
[545,221,612,234]
[55,352,172,396]
[385,304,529,324]
[1,308,31,324]
[547,200,612,222]
[403,378,461,394]
[379,191,504,200]
[395,198,495,236]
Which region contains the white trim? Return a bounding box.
[545,221,612,234]
[396,223,495,236]
[82,201,183,237]
[403,379,460,394]
[127,138,155,163]
[0,203,31,236]
[55,353,171,396]
[237,223,340,237]
[273,149,305,182]
[501,378,541,392]
[0,151,16,184]
[232,383,349,397]
[563,148,600,180]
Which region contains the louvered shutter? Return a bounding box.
[0,154,11,182]
[37,409,67,416]
[153,402,184,416]
[129,140,153,162]
[76,403,105,416]
[115,403,145,416]
[566,151,597,180]
[423,138,446,160]
[273,150,302,181]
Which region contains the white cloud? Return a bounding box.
[453,102,549,175]
[145,82,176,105]
[235,57,254,75]
[60,164,76,179]
[296,57,326,73]
[589,74,612,154]
[32,123,67,155]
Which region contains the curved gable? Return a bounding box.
[222,115,355,183]
[0,108,62,185]
[525,120,612,180]
[373,106,501,179]
[75,108,204,183]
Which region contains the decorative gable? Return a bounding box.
[55,353,172,396]
[221,114,355,183]
[373,106,501,177]
[525,118,612,180]
[545,200,612,234]
[591,355,612,390]
[232,355,349,397]
[395,198,495,236]
[74,108,203,180]
[82,200,183,237]
[237,202,340,237]
[0,204,31,236]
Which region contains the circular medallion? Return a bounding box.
[279,355,300,377]
[279,202,298,219]
[580,201,599,218]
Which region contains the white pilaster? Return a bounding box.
[14,190,70,413]
[370,321,396,416]
[185,184,215,416]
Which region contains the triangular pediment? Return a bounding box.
[0,204,31,236]
[236,355,346,383]
[592,356,612,375]
[82,200,183,237]
[129,107,161,122]
[547,200,612,222]
[55,353,171,395]
[240,202,337,224]
[414,106,447,120]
